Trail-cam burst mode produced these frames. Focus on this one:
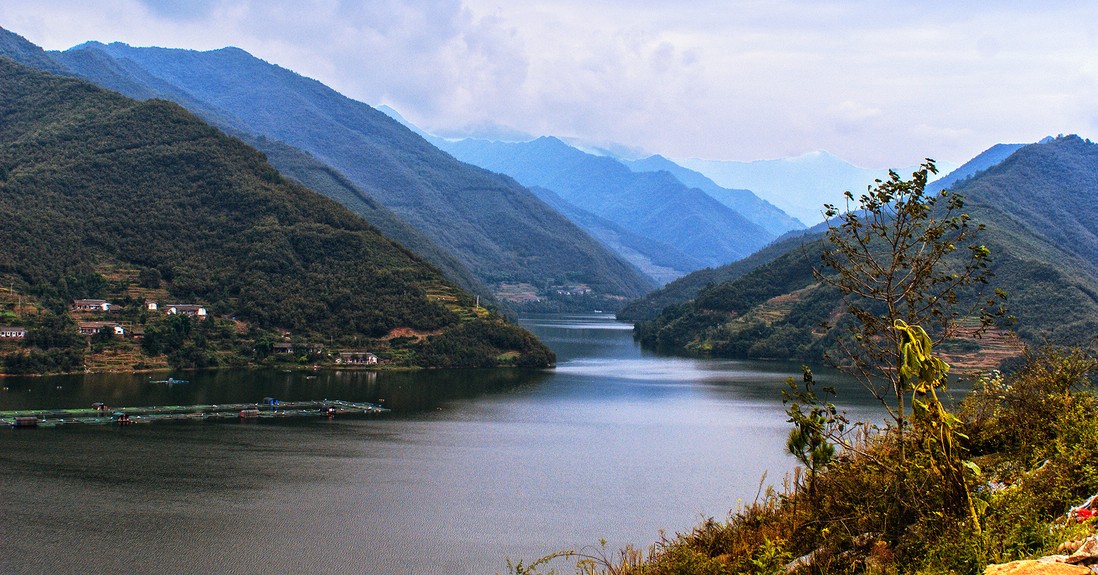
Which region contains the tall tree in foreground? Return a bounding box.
[818,160,1007,432]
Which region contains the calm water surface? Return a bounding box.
[1,314,881,574]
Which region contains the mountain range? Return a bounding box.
[622,154,804,237]
[0,28,658,310]
[633,136,1098,365]
[619,141,1034,322]
[432,135,794,278]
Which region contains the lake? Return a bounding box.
[0,313,882,574]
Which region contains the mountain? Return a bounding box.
[680,151,958,226]
[434,135,777,276]
[619,143,1030,322]
[617,230,822,322]
[46,40,500,308]
[0,26,69,76]
[633,137,1098,363]
[0,56,553,370]
[622,154,805,237]
[525,185,707,285]
[926,143,1027,192]
[20,34,655,308]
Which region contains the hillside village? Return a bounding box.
[0,283,383,372]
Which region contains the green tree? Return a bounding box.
[783,366,845,500]
[818,160,1006,432]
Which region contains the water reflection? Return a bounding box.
[0,366,552,414]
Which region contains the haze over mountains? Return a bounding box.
[3,20,1093,372]
[681,152,959,225]
[375,103,808,283]
[621,154,804,237]
[432,135,797,279]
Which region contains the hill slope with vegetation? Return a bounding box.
[0,57,553,372]
[634,137,1098,364]
[49,38,655,308]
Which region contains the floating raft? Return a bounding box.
[1,399,387,428]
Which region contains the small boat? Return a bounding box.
[151,377,190,385]
[11,416,39,428]
[111,412,138,426]
[239,409,260,420]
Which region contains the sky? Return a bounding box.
[2,1,1096,168]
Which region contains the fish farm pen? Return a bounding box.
[2,399,388,428]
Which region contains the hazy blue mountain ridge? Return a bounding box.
[680,151,957,225]
[623,154,805,237]
[525,185,707,285]
[926,143,1027,193]
[435,135,777,275]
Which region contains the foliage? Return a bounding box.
[517,349,1096,575]
[819,160,1004,428]
[416,319,556,368]
[782,366,844,498]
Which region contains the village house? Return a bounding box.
[336,351,378,365]
[78,322,125,336]
[272,342,325,355]
[0,326,27,339]
[71,299,112,312]
[145,300,158,311]
[165,304,207,318]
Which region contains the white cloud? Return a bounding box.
[2,0,1096,167]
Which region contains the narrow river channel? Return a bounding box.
[1,313,882,574]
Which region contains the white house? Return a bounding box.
[78,322,125,336]
[0,326,26,339]
[71,299,111,312]
[336,351,379,365]
[166,304,207,318]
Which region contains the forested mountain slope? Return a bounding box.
[51,39,655,305]
[0,57,552,369]
[0,25,491,305]
[635,137,1098,362]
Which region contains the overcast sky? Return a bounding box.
[3,1,1096,167]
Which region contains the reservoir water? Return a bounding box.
[0,314,881,574]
